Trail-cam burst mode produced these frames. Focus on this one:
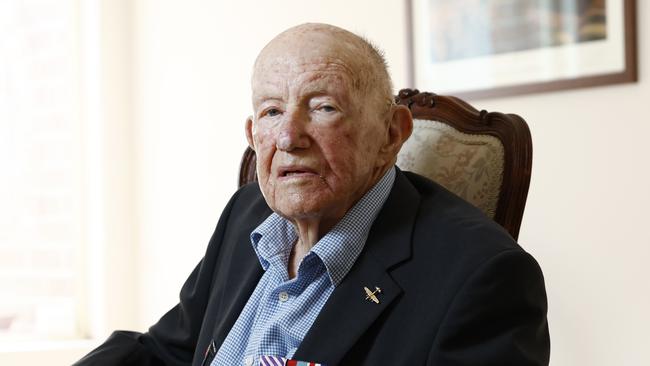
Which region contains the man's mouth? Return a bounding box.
[278,166,318,178]
[283,171,309,176]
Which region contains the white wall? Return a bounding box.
[130,1,649,365]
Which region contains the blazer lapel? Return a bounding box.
[209,248,263,351]
[209,195,272,353]
[294,170,420,365]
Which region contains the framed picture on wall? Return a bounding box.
[406,0,637,100]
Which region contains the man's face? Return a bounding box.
[247,34,390,226]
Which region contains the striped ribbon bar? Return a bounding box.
[259,355,286,366]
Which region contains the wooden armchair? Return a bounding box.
[238,88,532,240]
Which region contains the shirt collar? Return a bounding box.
[250,166,396,285]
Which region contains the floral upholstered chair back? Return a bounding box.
[238,89,532,240]
[393,89,532,240]
[396,119,504,219]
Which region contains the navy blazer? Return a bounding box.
[74,170,550,365]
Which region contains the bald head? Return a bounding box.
[253,23,393,112]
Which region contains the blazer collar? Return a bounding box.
[294,168,420,365]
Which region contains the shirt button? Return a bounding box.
[244,356,254,366]
[278,291,289,302]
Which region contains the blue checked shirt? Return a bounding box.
[211,167,396,366]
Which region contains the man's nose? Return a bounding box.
[275,109,310,151]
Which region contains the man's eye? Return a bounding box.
[264,108,281,117]
[318,105,336,113]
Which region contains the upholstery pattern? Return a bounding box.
[396,119,504,218]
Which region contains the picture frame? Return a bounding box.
[406,0,637,100]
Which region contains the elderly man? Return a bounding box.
[75,23,549,366]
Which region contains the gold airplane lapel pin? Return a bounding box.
[364,286,382,304]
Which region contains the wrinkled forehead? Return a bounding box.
[255,53,355,77]
[252,29,365,98]
[252,55,358,102]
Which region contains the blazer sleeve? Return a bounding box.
[73,189,242,366]
[427,249,550,366]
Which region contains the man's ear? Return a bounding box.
[382,105,413,155]
[245,116,255,151]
